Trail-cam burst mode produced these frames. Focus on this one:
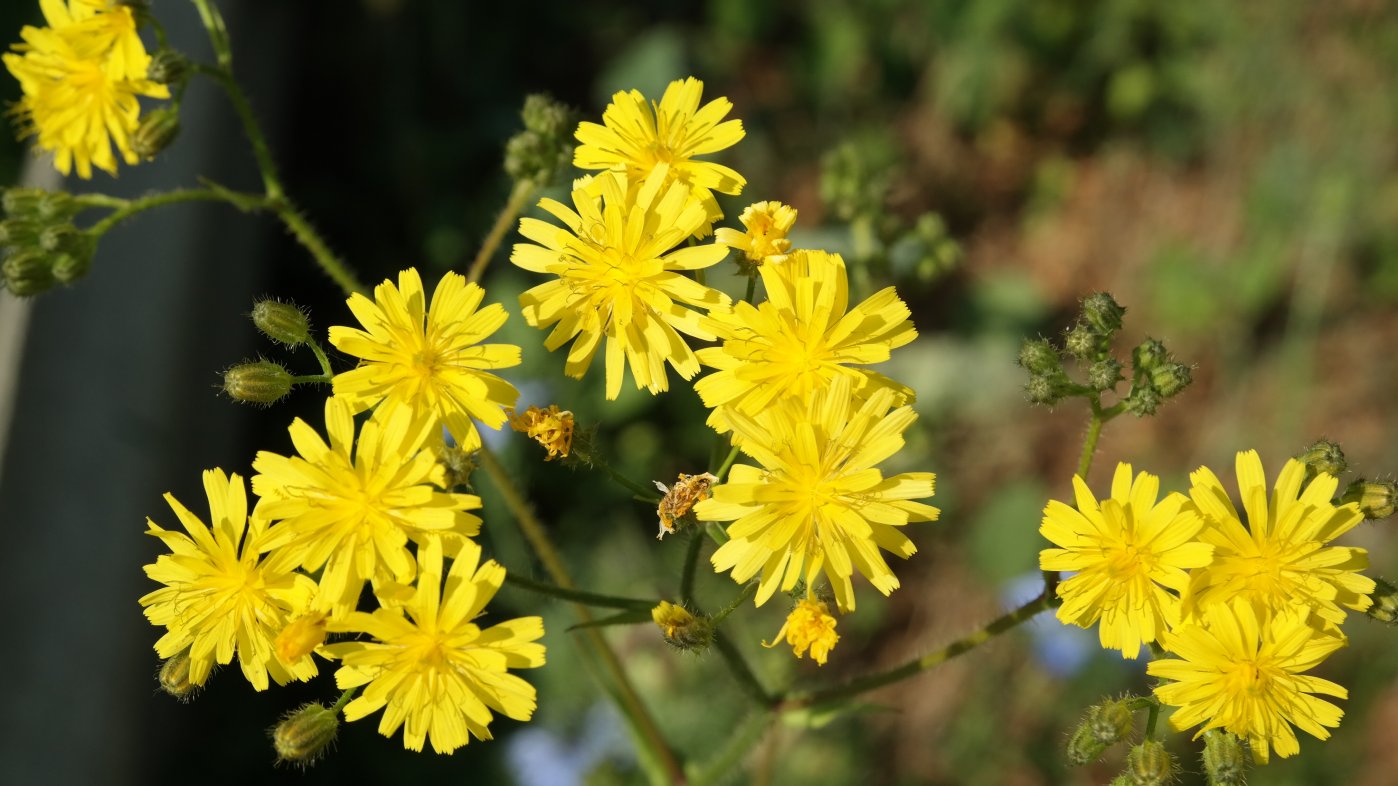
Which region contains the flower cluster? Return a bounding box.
[1041,450,1376,764]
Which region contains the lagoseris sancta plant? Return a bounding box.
[4,1,1396,783]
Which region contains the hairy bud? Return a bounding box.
[1201,730,1248,786]
[147,49,190,85]
[1066,698,1135,765]
[651,601,712,652]
[251,299,312,346]
[1131,338,1168,373]
[223,360,293,405]
[157,651,199,702]
[271,703,339,766]
[1148,362,1192,399]
[1080,292,1126,336]
[1125,740,1176,785]
[1063,321,1101,359]
[131,107,181,160]
[1018,338,1061,376]
[1367,576,1398,625]
[1340,478,1397,520]
[1296,439,1347,479]
[1087,358,1124,392]
[2,251,55,297]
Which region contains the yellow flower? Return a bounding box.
[509,404,574,460]
[3,0,169,178]
[251,398,483,615]
[694,250,916,433]
[574,76,745,233]
[651,600,710,650]
[323,538,546,754]
[511,166,731,399]
[1039,463,1214,659]
[1148,601,1348,764]
[329,268,521,452]
[764,598,839,665]
[275,611,329,664]
[654,471,717,540]
[714,201,797,264]
[139,469,317,691]
[695,377,938,612]
[1181,450,1374,628]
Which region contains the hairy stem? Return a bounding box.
[503,572,657,611]
[680,529,705,605]
[466,179,536,284]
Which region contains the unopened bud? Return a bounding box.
[272,702,339,766]
[1063,321,1100,359]
[0,218,40,250]
[1125,740,1176,786]
[1081,292,1126,336]
[2,251,55,297]
[131,107,181,160]
[651,601,712,652]
[147,49,190,85]
[1087,358,1123,392]
[1340,478,1397,520]
[1125,386,1161,417]
[35,191,75,221]
[1367,576,1398,624]
[1018,338,1061,375]
[520,93,571,138]
[1297,439,1347,479]
[223,360,293,404]
[51,251,92,285]
[1148,363,1192,398]
[1201,730,1247,786]
[251,299,312,346]
[1132,338,1168,373]
[38,224,78,253]
[157,651,199,702]
[1026,372,1071,406]
[2,187,45,216]
[1066,698,1135,765]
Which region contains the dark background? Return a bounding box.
[1,1,1396,784]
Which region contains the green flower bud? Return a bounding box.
[520,93,572,138]
[1063,321,1101,359]
[251,299,311,346]
[131,107,181,160]
[147,49,190,85]
[1201,730,1247,786]
[910,212,961,281]
[35,191,76,221]
[157,651,199,702]
[504,129,573,187]
[2,251,55,297]
[1125,740,1176,786]
[1081,292,1126,336]
[51,251,92,285]
[1018,338,1062,375]
[1340,478,1397,520]
[271,702,339,766]
[1126,386,1161,417]
[2,188,46,217]
[1148,362,1192,398]
[223,360,293,405]
[652,601,713,652]
[1296,439,1347,479]
[1108,778,1134,786]
[1367,576,1398,625]
[1026,372,1071,406]
[0,218,41,250]
[38,224,80,253]
[1132,338,1168,373]
[1066,698,1135,765]
[1088,358,1124,392]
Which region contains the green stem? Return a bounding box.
[713,631,772,707]
[504,572,657,611]
[87,187,255,236]
[679,529,705,605]
[709,582,757,627]
[477,447,686,785]
[743,273,757,305]
[275,206,366,296]
[704,521,730,546]
[466,179,536,284]
[1075,399,1106,480]
[331,685,359,714]
[290,374,330,385]
[687,711,773,786]
[714,445,741,482]
[600,459,661,501]
[780,592,1054,711]
[307,340,334,378]
[1145,700,1161,739]
[189,0,231,68]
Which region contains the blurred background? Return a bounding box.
[1,1,1396,784]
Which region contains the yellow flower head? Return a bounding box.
[1039,463,1213,659]
[694,250,916,433]
[251,398,483,615]
[329,268,521,452]
[1182,450,1375,628]
[574,76,745,233]
[764,598,839,666]
[3,0,169,178]
[139,469,318,691]
[509,404,574,460]
[512,166,732,399]
[1148,601,1348,764]
[714,201,797,264]
[323,538,546,754]
[654,471,717,540]
[695,377,939,612]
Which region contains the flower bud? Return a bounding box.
[1026,372,1071,406]
[132,107,181,160]
[1132,338,1168,372]
[157,651,199,702]
[147,49,190,85]
[1296,439,1347,479]
[51,251,92,285]
[2,187,45,217]
[1201,730,1247,786]
[2,251,55,297]
[1340,478,1397,520]
[520,93,572,138]
[38,224,78,253]
[1063,321,1101,359]
[1367,576,1398,625]
[271,702,339,766]
[1125,740,1176,786]
[1081,292,1126,336]
[223,360,293,405]
[1125,386,1161,417]
[0,218,41,250]
[1088,358,1124,392]
[1066,698,1135,765]
[1018,338,1061,375]
[1148,362,1192,398]
[251,298,312,346]
[34,191,75,221]
[651,601,712,652]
